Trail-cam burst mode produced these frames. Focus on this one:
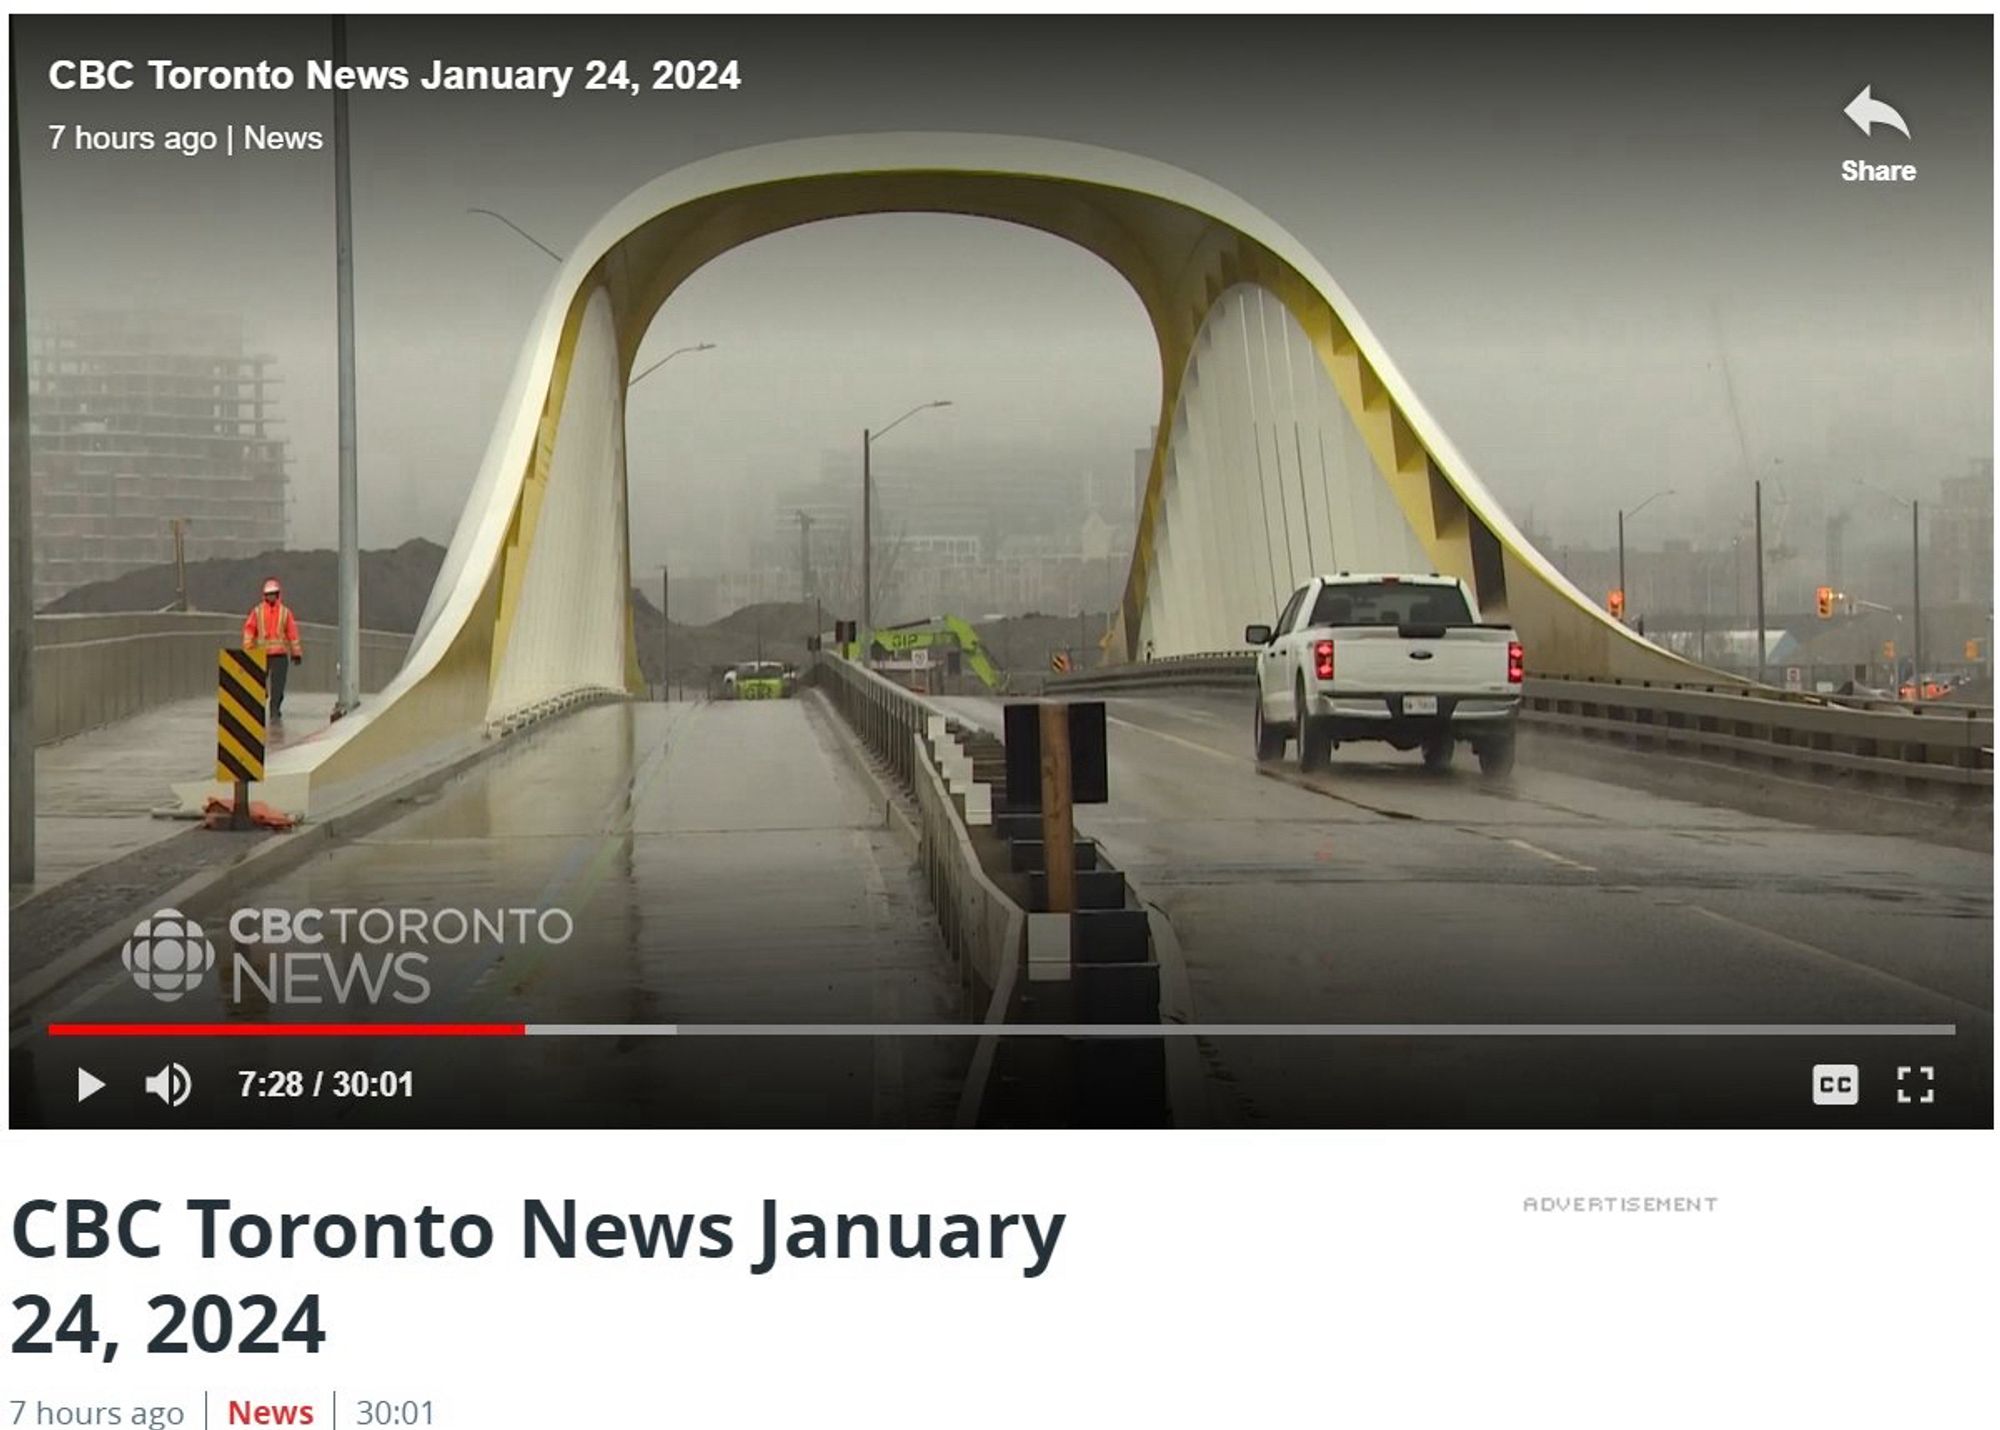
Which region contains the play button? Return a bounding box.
[76,1068,105,1103]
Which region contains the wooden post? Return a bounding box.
[231,777,251,831]
[1038,702,1075,914]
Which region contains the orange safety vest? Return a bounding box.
[244,600,302,659]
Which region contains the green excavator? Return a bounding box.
[851,614,1004,692]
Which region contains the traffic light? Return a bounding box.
[1967,639,1982,662]
[1882,640,1897,662]
[1606,589,1625,621]
[1815,585,1834,618]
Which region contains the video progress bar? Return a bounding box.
[47,1022,1959,1038]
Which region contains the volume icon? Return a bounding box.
[144,1062,193,1107]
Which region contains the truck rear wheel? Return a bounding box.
[1254,694,1286,762]
[1296,679,1331,773]
[1478,734,1516,779]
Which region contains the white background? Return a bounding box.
[1,1128,1995,1427]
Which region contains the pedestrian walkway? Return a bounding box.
[14,692,338,905]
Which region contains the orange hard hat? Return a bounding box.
[262,578,281,596]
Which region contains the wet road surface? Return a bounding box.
[16,699,970,1128]
[938,689,1993,1127]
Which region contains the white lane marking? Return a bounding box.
[1503,837,1597,873]
[1687,904,1991,1020]
[1105,714,1241,765]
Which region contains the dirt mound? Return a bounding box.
[45,549,1118,689]
[41,538,449,632]
[631,598,820,686]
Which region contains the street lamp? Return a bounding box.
[630,342,715,387]
[631,344,716,700]
[468,205,711,694]
[862,400,952,632]
[466,206,564,262]
[468,207,719,386]
[1852,478,1923,695]
[1616,488,1674,628]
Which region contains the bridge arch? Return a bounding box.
[254,133,1714,813]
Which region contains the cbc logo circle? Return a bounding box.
[121,908,217,1002]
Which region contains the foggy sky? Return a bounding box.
[12,14,1992,580]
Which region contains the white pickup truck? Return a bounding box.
[1246,573,1523,777]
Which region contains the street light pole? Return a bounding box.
[633,342,708,701]
[860,400,951,635]
[1753,479,1767,684]
[332,16,361,718]
[630,341,715,387]
[1911,497,1923,692]
[1616,508,1625,620]
[466,207,564,262]
[1851,478,1925,697]
[1617,488,1673,627]
[10,78,33,885]
[862,427,872,634]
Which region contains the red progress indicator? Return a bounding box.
[49,1023,526,1038]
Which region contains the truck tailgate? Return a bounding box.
[1322,625,1513,692]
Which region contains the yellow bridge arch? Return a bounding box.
[248,133,1715,814]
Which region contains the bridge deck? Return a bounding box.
[16,693,338,905]
[16,698,969,1128]
[937,689,1993,1126]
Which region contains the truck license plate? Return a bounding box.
[1404,695,1439,715]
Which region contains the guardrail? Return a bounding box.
[32,611,411,746]
[809,649,935,792]
[812,650,1020,968]
[1045,654,1992,797]
[813,654,1178,1121]
[1520,676,1991,796]
[1046,653,1255,694]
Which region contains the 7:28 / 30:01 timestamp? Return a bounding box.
[238,1070,415,1098]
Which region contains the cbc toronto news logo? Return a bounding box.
[120,908,217,1002]
[120,904,574,1007]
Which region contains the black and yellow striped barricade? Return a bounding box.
[215,647,268,829]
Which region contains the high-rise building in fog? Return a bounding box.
[1933,457,1994,606]
[28,309,289,608]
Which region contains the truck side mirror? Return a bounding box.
[1244,624,1273,646]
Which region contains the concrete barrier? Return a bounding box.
[32,611,410,746]
[912,728,1024,1025]
[811,652,1028,1124]
[812,652,1022,1002]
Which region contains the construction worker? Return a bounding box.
[243,577,303,720]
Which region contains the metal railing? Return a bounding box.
[32,611,411,746]
[1046,652,1255,693]
[1044,655,1992,796]
[809,649,938,792]
[1519,676,1990,794]
[810,650,1028,1124]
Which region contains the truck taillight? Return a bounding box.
[1507,640,1524,684]
[1314,640,1335,680]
